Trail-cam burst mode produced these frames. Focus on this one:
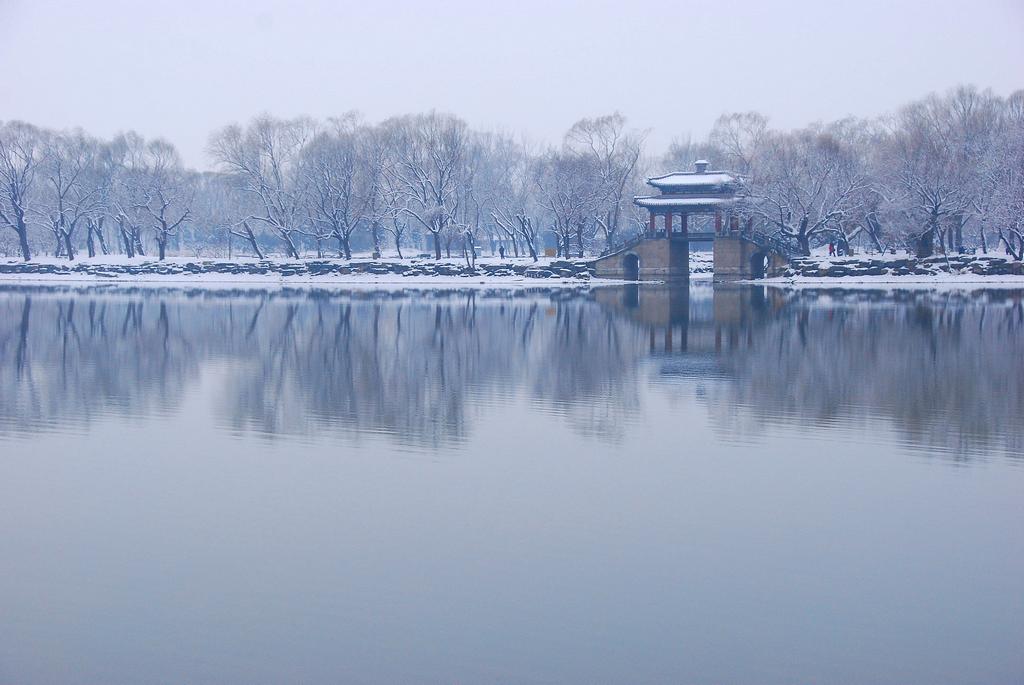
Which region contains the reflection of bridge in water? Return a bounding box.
[593,283,1024,458]
[593,283,782,361]
[1,284,1020,457]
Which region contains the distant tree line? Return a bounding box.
[1,85,1021,262]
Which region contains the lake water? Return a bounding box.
[0,283,1021,684]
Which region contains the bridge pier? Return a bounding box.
[712,235,789,282]
[591,237,692,281]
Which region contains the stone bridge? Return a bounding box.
[591,161,797,282]
[591,231,794,282]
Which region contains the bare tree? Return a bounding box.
[209,115,315,259]
[0,121,44,261]
[384,112,467,259]
[40,130,105,260]
[109,132,151,257]
[486,134,542,261]
[752,126,871,255]
[132,140,193,260]
[889,93,977,257]
[535,150,596,258]
[564,113,645,251]
[301,114,379,259]
[708,112,769,176]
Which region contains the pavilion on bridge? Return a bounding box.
[633,160,745,239]
[591,160,784,281]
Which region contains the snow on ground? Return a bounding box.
[757,274,1024,290]
[0,255,609,289]
[3,251,1019,291]
[758,250,1024,289]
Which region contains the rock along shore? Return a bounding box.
[0,258,596,281]
[778,254,1024,279]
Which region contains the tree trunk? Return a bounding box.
[239,222,264,259]
[917,214,938,259]
[158,239,166,261]
[865,215,885,253]
[96,219,109,255]
[797,217,811,256]
[16,220,31,262]
[281,232,300,259]
[432,232,442,259]
[86,222,96,258]
[122,229,134,258]
[62,231,75,261]
[466,231,476,269]
[916,232,933,259]
[395,234,403,259]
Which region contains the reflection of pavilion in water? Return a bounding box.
[594,284,785,368]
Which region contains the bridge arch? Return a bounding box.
[749,251,769,279]
[623,253,640,281]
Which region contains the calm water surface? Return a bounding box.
[0,283,1021,684]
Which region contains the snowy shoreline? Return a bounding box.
[756,275,1024,291]
[1,254,1022,291]
[755,253,1024,290]
[0,255,606,289]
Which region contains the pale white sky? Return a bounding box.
[2,0,1021,168]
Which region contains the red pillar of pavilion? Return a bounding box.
[648,212,657,237]
[664,211,673,239]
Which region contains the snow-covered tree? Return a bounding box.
[209,115,315,259]
[0,121,45,261]
[564,113,645,251]
[750,125,871,256]
[301,114,380,259]
[383,112,467,259]
[132,140,193,261]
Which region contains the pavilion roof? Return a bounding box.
[633,195,734,209]
[647,171,739,192]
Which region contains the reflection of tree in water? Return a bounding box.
[0,293,203,436]
[0,287,648,446]
[526,303,645,442]
[4,285,1020,456]
[222,291,647,446]
[701,289,1024,459]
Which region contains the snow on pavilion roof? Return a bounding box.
[633,196,734,208]
[646,171,739,191]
